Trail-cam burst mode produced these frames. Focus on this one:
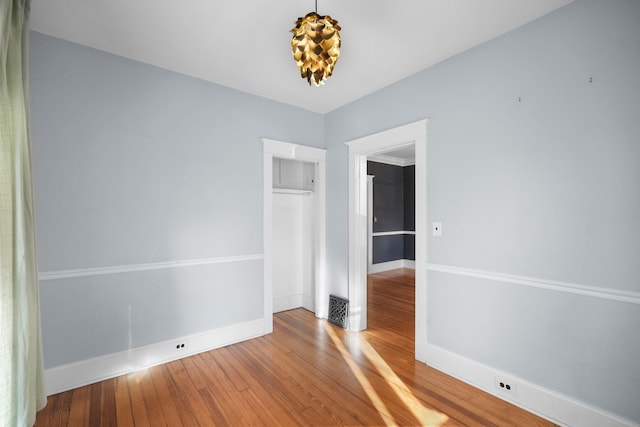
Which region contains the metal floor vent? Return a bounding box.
[328,295,349,329]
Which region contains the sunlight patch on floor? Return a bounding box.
[126,367,149,383]
[357,335,449,426]
[324,320,449,427]
[324,323,398,426]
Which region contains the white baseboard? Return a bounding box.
[273,294,303,313]
[302,294,314,312]
[45,318,265,395]
[403,260,416,269]
[368,259,415,274]
[424,344,635,427]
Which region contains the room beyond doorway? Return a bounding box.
[367,268,416,339]
[367,148,416,275]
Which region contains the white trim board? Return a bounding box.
[368,153,416,167]
[372,230,416,237]
[273,294,304,313]
[369,259,415,274]
[45,318,265,396]
[427,263,640,305]
[424,344,635,427]
[39,254,263,281]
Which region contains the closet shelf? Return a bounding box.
[273,188,313,195]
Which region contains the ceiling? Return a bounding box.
[30,0,572,114]
[370,145,416,167]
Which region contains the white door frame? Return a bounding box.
[262,139,327,334]
[367,175,375,273]
[345,119,428,362]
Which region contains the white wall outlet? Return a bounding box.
[172,341,188,351]
[495,377,517,395]
[432,222,442,237]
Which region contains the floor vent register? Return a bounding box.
[328,295,349,329]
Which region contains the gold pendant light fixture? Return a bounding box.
[291,0,341,86]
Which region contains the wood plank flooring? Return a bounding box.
[35,268,554,426]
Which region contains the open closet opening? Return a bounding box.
[272,158,316,313]
[262,138,327,334]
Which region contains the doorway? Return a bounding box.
[271,158,316,313]
[367,147,416,274]
[262,139,327,334]
[345,119,428,362]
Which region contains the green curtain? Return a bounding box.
[0,0,47,426]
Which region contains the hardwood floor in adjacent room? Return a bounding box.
[35,268,554,426]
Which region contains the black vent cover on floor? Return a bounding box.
[328,295,349,329]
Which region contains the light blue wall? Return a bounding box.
[29,32,324,368]
[325,0,639,423]
[30,0,640,422]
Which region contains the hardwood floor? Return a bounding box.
[35,268,554,426]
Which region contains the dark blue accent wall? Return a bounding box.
[368,161,404,232]
[404,165,415,231]
[403,234,415,261]
[372,235,404,264]
[368,161,415,263]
